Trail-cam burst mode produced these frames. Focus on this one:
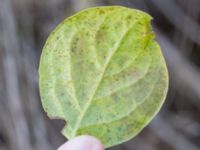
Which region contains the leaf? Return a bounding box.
[39,6,169,148]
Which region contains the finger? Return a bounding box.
[57,135,104,150]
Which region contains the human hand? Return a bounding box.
[57,135,104,150]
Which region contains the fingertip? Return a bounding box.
[57,135,104,150]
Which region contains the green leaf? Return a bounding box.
[39,6,169,148]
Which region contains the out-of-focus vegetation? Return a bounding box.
[0,0,200,150]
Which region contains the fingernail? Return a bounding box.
[57,135,104,150]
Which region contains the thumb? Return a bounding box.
[57,135,104,150]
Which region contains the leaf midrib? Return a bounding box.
[70,15,153,136]
[70,25,135,137]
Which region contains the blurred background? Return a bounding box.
[0,0,200,150]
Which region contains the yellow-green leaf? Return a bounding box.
[39,6,169,148]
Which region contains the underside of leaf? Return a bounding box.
[39,6,169,148]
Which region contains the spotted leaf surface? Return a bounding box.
[39,6,169,148]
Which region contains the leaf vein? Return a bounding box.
[78,63,162,128]
[94,48,151,100]
[71,23,139,136]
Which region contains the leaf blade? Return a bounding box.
[39,6,169,147]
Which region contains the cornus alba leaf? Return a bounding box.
[39,6,169,148]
